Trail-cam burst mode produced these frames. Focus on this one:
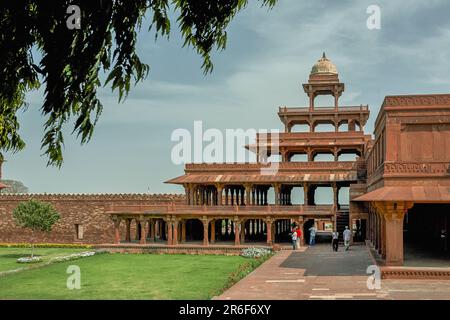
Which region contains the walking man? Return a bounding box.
[309,225,316,246]
[332,230,339,252]
[343,226,352,251]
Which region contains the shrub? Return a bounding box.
[240,247,272,258]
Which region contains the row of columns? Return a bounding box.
[185,183,342,208]
[281,148,361,162]
[113,216,300,247]
[285,119,363,133]
[367,201,414,266]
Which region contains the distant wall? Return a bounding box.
[0,194,184,244]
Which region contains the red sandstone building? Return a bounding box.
[0,54,449,266]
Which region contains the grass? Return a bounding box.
[0,247,87,273]
[0,252,263,299]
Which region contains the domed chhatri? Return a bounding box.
[310,52,338,75]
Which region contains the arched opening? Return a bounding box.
[243,219,267,243]
[337,149,361,161]
[290,122,310,133]
[185,219,204,242]
[313,152,335,162]
[313,186,334,205]
[289,153,308,162]
[313,122,335,133]
[290,186,304,205]
[338,121,348,132]
[273,219,292,243]
[314,95,335,108]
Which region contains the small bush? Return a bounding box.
[240,247,272,258]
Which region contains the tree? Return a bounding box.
[0,0,277,167]
[13,200,60,257]
[0,180,29,194]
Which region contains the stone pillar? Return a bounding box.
[211,219,216,244]
[373,202,413,266]
[172,218,178,245]
[274,184,281,205]
[303,183,308,205]
[245,184,252,205]
[234,218,241,246]
[240,219,246,244]
[181,220,186,243]
[125,219,131,242]
[113,218,120,244]
[216,185,223,206]
[332,183,338,210]
[266,218,273,245]
[140,219,147,245]
[202,218,209,246]
[166,218,173,245]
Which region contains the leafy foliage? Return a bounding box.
[13,200,60,233]
[0,180,29,194]
[0,0,277,167]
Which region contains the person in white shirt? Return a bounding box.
[343,226,352,251]
[291,230,298,250]
[331,231,339,252]
[308,226,316,246]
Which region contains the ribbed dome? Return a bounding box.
[310,52,338,75]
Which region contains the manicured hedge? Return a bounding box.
[0,243,92,249]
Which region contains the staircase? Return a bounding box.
[336,210,349,242]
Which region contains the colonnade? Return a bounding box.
[112,216,299,247]
[366,201,413,266]
[184,183,344,208]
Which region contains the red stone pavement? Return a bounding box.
[215,244,450,300]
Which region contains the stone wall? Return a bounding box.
[0,193,184,244]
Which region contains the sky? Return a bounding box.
[3,0,450,196]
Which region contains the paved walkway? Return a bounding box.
[216,244,450,300]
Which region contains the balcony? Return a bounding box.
[278,105,369,115]
[185,161,356,173]
[107,204,336,217]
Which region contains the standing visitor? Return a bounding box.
[343,226,352,251]
[309,225,316,246]
[332,230,339,252]
[295,226,302,249]
[291,229,298,250]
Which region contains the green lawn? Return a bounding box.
[0,247,87,273]
[0,252,258,299]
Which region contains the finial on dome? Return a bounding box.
[322,52,326,59]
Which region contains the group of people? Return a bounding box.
[331,226,352,251]
[290,224,353,251]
